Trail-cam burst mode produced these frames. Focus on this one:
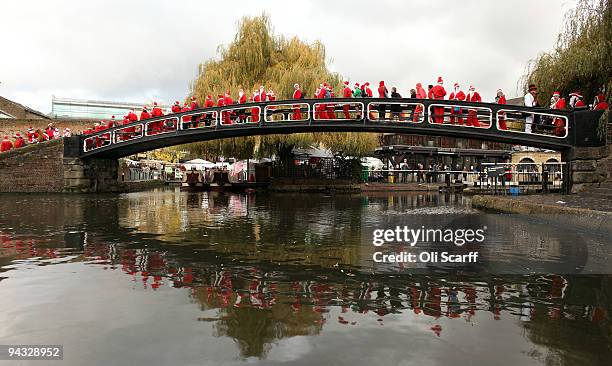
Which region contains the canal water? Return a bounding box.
[0,189,610,365]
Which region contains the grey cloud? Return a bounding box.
[0,0,572,113]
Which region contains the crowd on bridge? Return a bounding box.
[1,122,72,153]
[1,77,609,154]
[79,76,608,136]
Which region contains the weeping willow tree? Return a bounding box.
[520,0,611,105]
[154,14,378,161]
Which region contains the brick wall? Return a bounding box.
[0,139,65,192]
[0,118,96,137]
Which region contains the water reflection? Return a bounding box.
[0,190,610,365]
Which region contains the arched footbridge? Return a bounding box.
[66,98,605,159]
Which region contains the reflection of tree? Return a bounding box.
[213,303,323,359]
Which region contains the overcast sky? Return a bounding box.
[1,0,576,114]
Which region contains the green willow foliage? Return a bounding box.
[520,0,611,105]
[166,14,379,160]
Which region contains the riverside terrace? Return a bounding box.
[71,97,605,159]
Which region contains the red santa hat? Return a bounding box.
[469,85,475,91]
[28,126,33,131]
[453,82,459,88]
[552,91,560,97]
[294,83,300,88]
[153,102,158,106]
[354,83,360,87]
[174,101,179,105]
[365,82,370,86]
[596,94,605,103]
[191,96,196,101]
[142,105,148,110]
[3,135,8,139]
[15,133,21,137]
[111,115,115,119]
[379,81,385,86]
[437,77,443,85]
[343,81,349,86]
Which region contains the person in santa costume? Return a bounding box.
[259,86,266,102]
[1,135,12,152]
[237,88,247,123]
[593,93,609,110]
[315,83,327,119]
[251,90,261,123]
[140,106,151,121]
[465,85,481,127]
[27,127,35,143]
[203,95,215,126]
[569,92,586,108]
[365,82,373,97]
[180,102,192,128]
[550,91,567,136]
[430,77,447,124]
[496,89,508,130]
[171,101,181,113]
[448,82,466,124]
[13,133,25,149]
[292,83,303,120]
[225,91,236,124]
[377,81,389,120]
[127,108,138,122]
[151,102,164,133]
[412,83,427,122]
[342,81,352,119]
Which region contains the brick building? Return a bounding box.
[0,96,49,120]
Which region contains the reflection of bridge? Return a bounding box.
[72,98,605,159]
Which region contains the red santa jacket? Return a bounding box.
[140,110,151,120]
[171,104,181,113]
[497,95,506,104]
[575,100,586,107]
[416,84,427,99]
[293,89,302,99]
[466,92,481,102]
[449,90,466,101]
[14,138,25,148]
[127,111,138,121]
[238,93,247,104]
[1,139,12,152]
[217,97,225,107]
[365,86,373,97]
[342,87,352,98]
[554,98,566,110]
[190,101,199,110]
[317,87,327,99]
[204,97,214,108]
[431,85,446,100]
[223,95,233,106]
[152,107,164,117]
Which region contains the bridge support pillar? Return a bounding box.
[63,157,120,193]
[562,145,610,193]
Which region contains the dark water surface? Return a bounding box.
[0,189,610,366]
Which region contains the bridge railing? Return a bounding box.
[80,97,580,154]
[367,102,426,123]
[264,103,310,122]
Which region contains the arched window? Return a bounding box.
[516,157,537,172]
[545,158,561,173]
